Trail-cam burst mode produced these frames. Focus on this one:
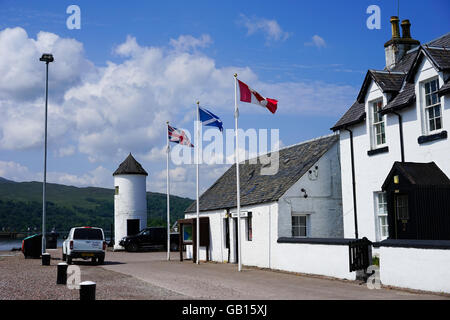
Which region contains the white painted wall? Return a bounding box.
[114,174,147,249]
[185,202,277,267]
[184,138,349,279]
[271,243,356,280]
[380,246,450,293]
[338,55,450,242]
[278,141,343,239]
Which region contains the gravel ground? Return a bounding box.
[0,249,185,300]
[1,249,448,300]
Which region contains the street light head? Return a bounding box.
[39,53,54,63]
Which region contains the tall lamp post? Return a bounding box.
[39,53,54,254]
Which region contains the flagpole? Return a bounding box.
[166,121,170,261]
[196,101,200,265]
[234,73,242,272]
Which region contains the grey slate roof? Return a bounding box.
[369,70,406,92]
[382,162,450,190]
[333,33,450,130]
[439,81,450,97]
[423,47,450,70]
[113,153,148,176]
[185,134,339,213]
[389,51,419,73]
[382,82,416,112]
[426,32,450,47]
[330,101,365,131]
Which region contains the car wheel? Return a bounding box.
[62,248,66,261]
[170,242,179,252]
[127,243,139,252]
[91,257,97,265]
[98,256,105,265]
[67,255,72,265]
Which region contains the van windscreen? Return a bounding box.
[73,228,103,240]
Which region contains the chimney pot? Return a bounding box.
[401,20,412,39]
[385,17,419,70]
[390,16,400,39]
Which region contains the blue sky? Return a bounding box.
[0,0,449,197]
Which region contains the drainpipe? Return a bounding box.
[392,111,405,162]
[344,128,359,239]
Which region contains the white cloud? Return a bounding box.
[169,34,212,52]
[57,145,75,157]
[305,35,327,48]
[157,166,187,182]
[0,27,357,197]
[139,146,167,162]
[0,160,111,188]
[46,166,112,188]
[239,14,290,43]
[0,160,35,182]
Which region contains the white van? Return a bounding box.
[62,227,106,265]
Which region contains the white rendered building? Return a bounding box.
[331,18,450,242]
[183,134,346,275]
[113,153,148,250]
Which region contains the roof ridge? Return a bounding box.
[277,133,338,151]
[242,133,338,164]
[369,69,406,75]
[425,32,450,46]
[406,45,421,55]
[424,46,449,51]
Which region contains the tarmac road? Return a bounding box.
[100,251,449,300]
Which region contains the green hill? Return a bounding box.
[0,178,193,232]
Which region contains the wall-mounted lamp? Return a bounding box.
[394,175,399,184]
[301,188,308,198]
[308,165,319,180]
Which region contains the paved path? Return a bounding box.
[101,251,448,300]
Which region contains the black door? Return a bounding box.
[233,217,239,264]
[127,219,140,236]
[224,217,230,263]
[394,194,410,239]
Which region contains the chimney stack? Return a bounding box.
[401,20,412,39]
[390,16,400,39]
[384,17,420,70]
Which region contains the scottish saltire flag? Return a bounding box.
[199,106,223,132]
[168,125,194,147]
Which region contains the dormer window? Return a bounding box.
[371,100,386,147]
[423,78,442,133]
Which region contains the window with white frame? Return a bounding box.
[375,192,388,240]
[371,100,386,147]
[423,78,442,133]
[292,215,308,237]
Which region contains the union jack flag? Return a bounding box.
[168,125,194,147]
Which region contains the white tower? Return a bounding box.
[113,153,148,250]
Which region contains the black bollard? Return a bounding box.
[57,262,68,284]
[42,253,51,266]
[79,281,96,300]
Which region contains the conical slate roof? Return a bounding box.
[113,153,148,176]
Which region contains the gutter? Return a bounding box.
[344,128,359,239]
[392,111,405,162]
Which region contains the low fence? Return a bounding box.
[376,239,450,294]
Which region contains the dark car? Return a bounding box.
[119,227,179,252]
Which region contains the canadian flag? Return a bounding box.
[237,79,278,114]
